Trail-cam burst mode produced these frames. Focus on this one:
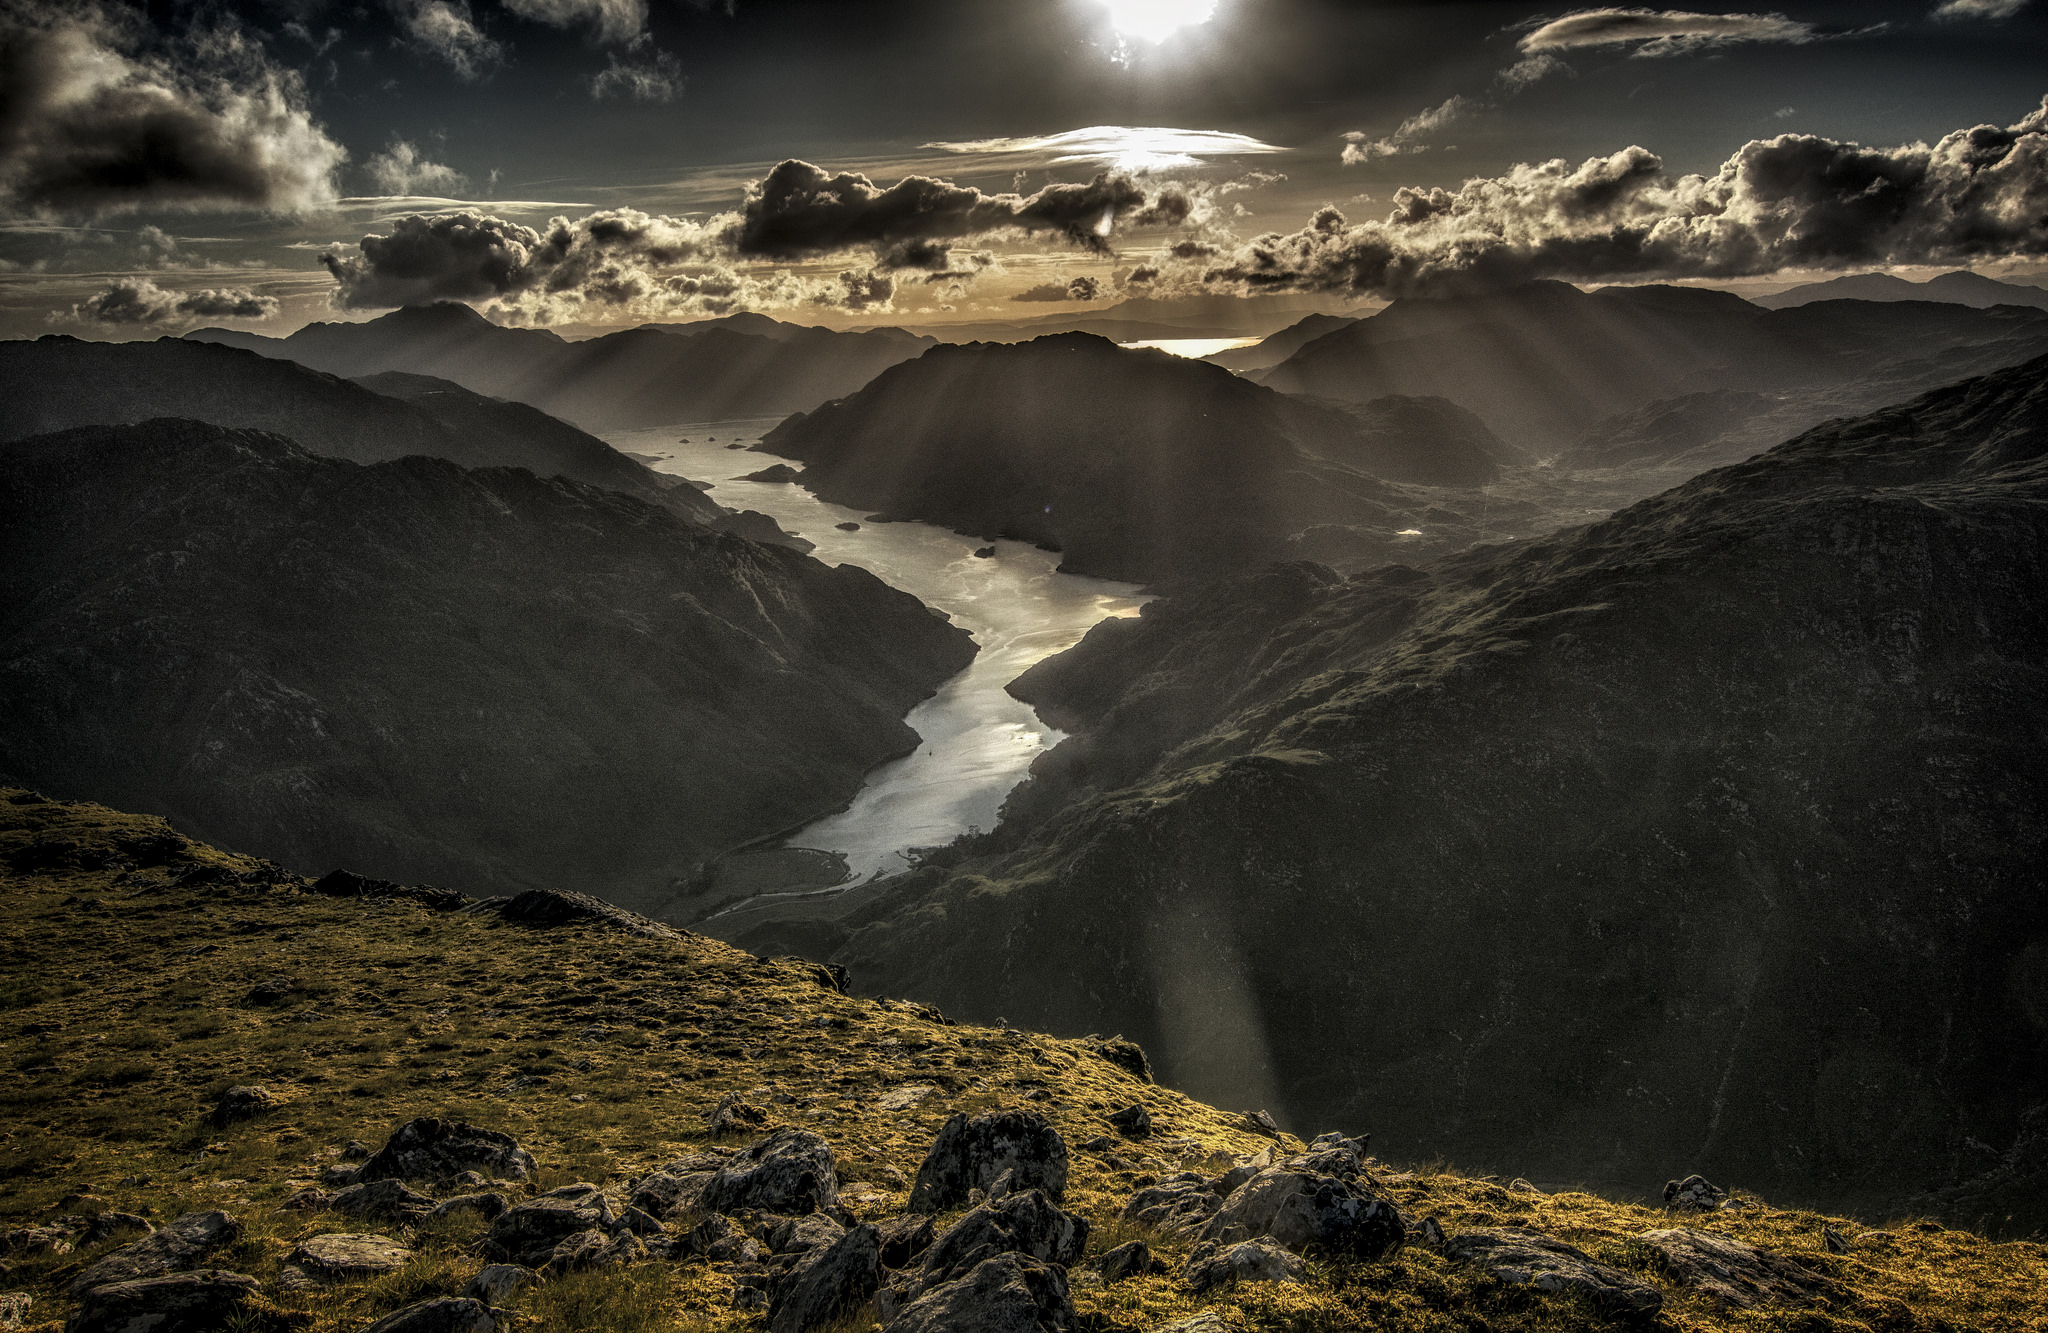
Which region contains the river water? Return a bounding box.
[602,418,1148,882]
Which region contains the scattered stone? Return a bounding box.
[1824,1227,1852,1255]
[67,1211,239,1295]
[1184,1239,1303,1293]
[482,1185,618,1268]
[1663,1174,1728,1213]
[242,978,295,1006]
[280,1189,333,1212]
[890,1254,1075,1333]
[733,1286,768,1311]
[768,1223,882,1333]
[360,1297,501,1333]
[209,1085,282,1127]
[1,1225,73,1258]
[1123,1175,1221,1235]
[65,1270,260,1333]
[1243,1110,1282,1137]
[707,1092,770,1137]
[1412,1216,1446,1248]
[875,1214,936,1268]
[835,522,860,531]
[877,1085,935,1113]
[1635,1228,1827,1310]
[342,1140,372,1161]
[464,1264,538,1303]
[1151,1316,1229,1333]
[0,1293,27,1330]
[1077,1136,1118,1153]
[1198,1142,1405,1261]
[429,1193,509,1224]
[920,1190,1089,1288]
[770,1214,846,1255]
[700,1129,840,1216]
[1108,1104,1152,1138]
[1508,1178,1543,1194]
[356,1118,536,1185]
[1094,1240,1165,1282]
[616,1205,666,1237]
[81,1214,151,1245]
[689,1214,763,1264]
[332,1178,436,1221]
[543,1229,610,1273]
[737,465,802,483]
[322,1165,363,1188]
[286,1233,414,1280]
[628,1153,724,1219]
[909,1110,1068,1211]
[1444,1228,1663,1322]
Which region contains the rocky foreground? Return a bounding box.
[2,792,2043,1333]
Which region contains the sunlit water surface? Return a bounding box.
[1118,336,1263,357]
[603,419,1148,881]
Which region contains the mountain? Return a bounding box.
[188,303,934,431]
[0,419,976,910]
[1259,281,2048,453]
[823,354,2048,1221]
[1754,270,2048,311]
[641,310,931,349]
[756,333,1525,584]
[0,336,725,526]
[895,293,1347,346]
[1203,312,1361,372]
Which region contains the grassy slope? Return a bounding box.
[1,790,2041,1333]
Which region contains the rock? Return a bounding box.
[736,464,802,483]
[1243,1110,1281,1137]
[909,1111,1068,1211]
[333,1178,436,1221]
[67,1211,239,1295]
[835,522,860,531]
[342,1140,372,1161]
[875,1214,936,1268]
[359,1298,500,1333]
[475,887,680,937]
[1151,1317,1229,1333]
[1123,1176,1220,1235]
[1090,1038,1152,1083]
[628,1152,725,1218]
[1108,1104,1152,1138]
[0,1293,28,1330]
[1093,1240,1165,1282]
[889,1254,1074,1333]
[1216,1145,1280,1196]
[734,1286,769,1311]
[322,1166,363,1188]
[707,1092,770,1137]
[311,869,468,912]
[769,1214,846,1255]
[81,1215,150,1245]
[542,1229,610,1272]
[1413,1216,1446,1248]
[1444,1228,1663,1322]
[464,1264,538,1302]
[616,1205,666,1237]
[1198,1153,1405,1260]
[286,1233,413,1279]
[1508,1178,1542,1194]
[920,1191,1089,1288]
[1823,1227,1852,1255]
[64,1270,260,1332]
[767,1223,881,1333]
[1663,1174,1727,1213]
[209,1085,282,1127]
[280,1189,332,1212]
[482,1184,617,1268]
[429,1193,509,1223]
[2,1225,74,1257]
[357,1118,536,1185]
[1183,1239,1303,1293]
[973,546,996,558]
[700,1129,840,1216]
[1634,1228,1827,1310]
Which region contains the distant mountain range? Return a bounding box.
[891,292,1356,346]
[827,351,2048,1224]
[187,303,935,431]
[0,419,976,909]
[1202,312,1362,372]
[1257,281,2048,455]
[1753,269,2048,310]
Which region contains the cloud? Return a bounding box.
[818,268,893,311]
[732,159,1189,269]
[1343,95,1483,164]
[0,4,346,217]
[365,141,465,196]
[57,276,279,325]
[502,0,647,44]
[592,47,683,101]
[1494,53,1574,92]
[1517,8,1824,57]
[389,0,502,79]
[1010,275,1105,301]
[1197,96,2048,296]
[1932,0,2027,16]
[923,126,1286,174]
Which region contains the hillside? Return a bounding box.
[1754,270,2048,311]
[0,338,723,527]
[1,792,2040,1333]
[1259,282,2048,454]
[0,420,975,911]
[820,354,2048,1225]
[1202,313,1361,373]
[187,304,933,432]
[757,334,1526,584]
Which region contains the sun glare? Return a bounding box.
[1100,0,1220,45]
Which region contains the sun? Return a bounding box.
[1099,0,1220,45]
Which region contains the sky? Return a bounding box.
[2,0,2045,337]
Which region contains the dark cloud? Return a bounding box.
[1198,98,2048,296]
[502,0,647,45]
[0,4,345,217]
[732,159,1181,268]
[1010,275,1104,302]
[58,276,278,324]
[818,268,893,310]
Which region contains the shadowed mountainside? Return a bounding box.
[1754,270,2048,311]
[1202,312,1362,372]
[0,419,976,910]
[826,354,2048,1224]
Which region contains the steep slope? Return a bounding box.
[1756,269,2048,311]
[831,355,2048,1221]
[1202,312,1361,372]
[8,794,2041,1332]
[0,336,722,525]
[1260,282,2048,453]
[758,334,1519,584]
[0,420,975,909]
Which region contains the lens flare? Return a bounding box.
[1099,0,1219,45]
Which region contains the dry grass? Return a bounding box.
[2,789,2044,1333]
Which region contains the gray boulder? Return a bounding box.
[1663,1174,1727,1212]
[1444,1228,1663,1321]
[767,1224,881,1333]
[1184,1239,1303,1293]
[1092,1240,1164,1282]
[1635,1228,1826,1309]
[701,1129,839,1216]
[875,1214,936,1268]
[357,1118,535,1185]
[64,1270,258,1333]
[909,1111,1068,1211]
[481,1184,617,1268]
[463,1264,538,1303]
[285,1233,413,1279]
[429,1193,509,1224]
[708,1092,770,1137]
[889,1254,1074,1333]
[769,1213,846,1255]
[1107,1104,1152,1138]
[333,1178,436,1221]
[67,1211,239,1295]
[209,1085,282,1127]
[1123,1175,1220,1235]
[359,1298,500,1333]
[628,1152,725,1218]
[920,1191,1088,1288]
[1198,1146,1404,1260]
